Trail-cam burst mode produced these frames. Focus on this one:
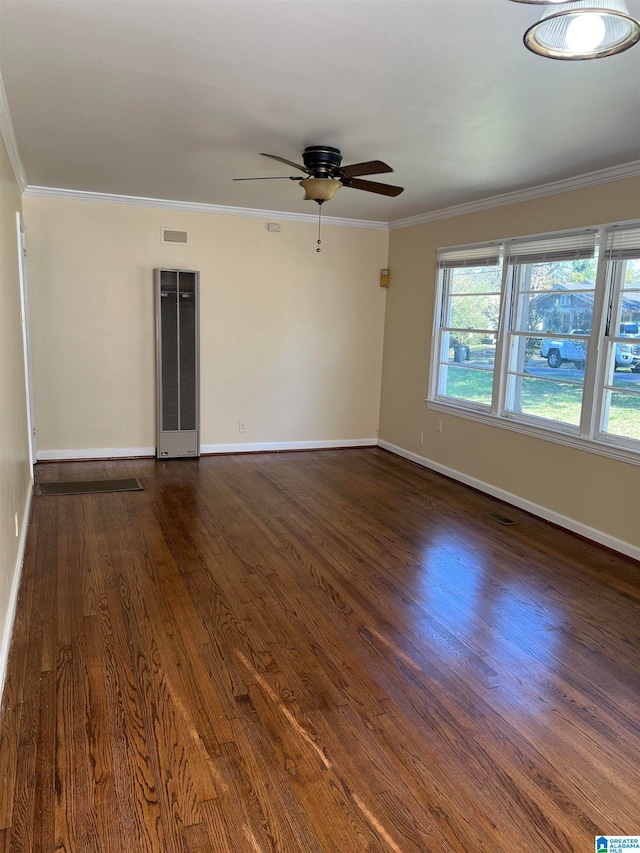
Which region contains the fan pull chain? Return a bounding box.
[316,202,323,253]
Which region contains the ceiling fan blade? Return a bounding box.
[345,178,404,197]
[339,160,394,178]
[260,153,310,173]
[233,176,299,181]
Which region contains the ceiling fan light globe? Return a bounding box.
[299,178,342,202]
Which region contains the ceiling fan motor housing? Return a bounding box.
[302,146,343,177]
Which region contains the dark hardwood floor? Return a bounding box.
[1,448,639,851]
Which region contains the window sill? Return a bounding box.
[425,398,640,467]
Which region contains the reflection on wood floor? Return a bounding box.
[1,448,639,851]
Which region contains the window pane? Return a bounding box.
[599,256,640,445]
[440,333,497,366]
[439,364,494,407]
[507,257,595,429]
[613,337,640,370]
[449,266,502,294]
[437,332,495,407]
[600,389,640,442]
[505,376,584,427]
[622,257,640,289]
[518,289,594,335]
[505,335,585,426]
[436,263,502,409]
[509,334,543,373]
[513,259,596,338]
[449,294,501,332]
[520,258,597,293]
[602,341,640,440]
[617,260,640,337]
[508,335,588,375]
[538,336,589,370]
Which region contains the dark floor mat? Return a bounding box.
[36,478,143,497]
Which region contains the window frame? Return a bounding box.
[427,221,640,465]
[435,267,503,414]
[592,253,640,453]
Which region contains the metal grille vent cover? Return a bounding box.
[486,512,519,526]
[161,229,188,244]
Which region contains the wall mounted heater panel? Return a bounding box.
[155,269,200,458]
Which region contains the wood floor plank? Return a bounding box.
[7,743,36,850]
[33,669,55,853]
[96,580,168,853]
[181,820,214,852]
[0,669,23,830]
[0,448,638,851]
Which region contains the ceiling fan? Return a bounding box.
[233,145,404,205]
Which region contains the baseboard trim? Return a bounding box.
[377,439,640,563]
[201,438,377,455]
[37,446,156,461]
[0,481,33,701]
[36,439,378,462]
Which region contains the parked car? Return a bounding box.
[617,340,640,372]
[540,333,640,372]
[540,337,587,369]
[618,323,640,372]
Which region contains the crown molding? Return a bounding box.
[21,160,639,233]
[388,161,640,231]
[22,185,389,231]
[0,70,27,192]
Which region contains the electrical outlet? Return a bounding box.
[238,421,246,434]
[418,431,424,445]
[436,418,443,433]
[14,512,19,538]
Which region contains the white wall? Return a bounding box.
[22,197,389,456]
[0,133,32,689]
[379,177,640,555]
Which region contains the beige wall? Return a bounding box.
[23,197,388,453]
[380,177,640,551]
[0,134,31,677]
[16,178,640,555]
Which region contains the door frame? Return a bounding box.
[16,212,36,475]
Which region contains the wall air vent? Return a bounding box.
[486,512,519,526]
[161,228,188,245]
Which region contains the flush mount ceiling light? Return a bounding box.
[522,0,640,59]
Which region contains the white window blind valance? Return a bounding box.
[606,226,640,261]
[507,231,597,265]
[437,244,501,269]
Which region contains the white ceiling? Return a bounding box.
[1,0,639,222]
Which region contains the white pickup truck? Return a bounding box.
[540,325,640,372]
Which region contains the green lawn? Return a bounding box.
[443,361,640,441]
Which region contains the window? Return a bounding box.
[430,223,640,461]
[503,231,597,431]
[596,227,640,448]
[435,245,501,410]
